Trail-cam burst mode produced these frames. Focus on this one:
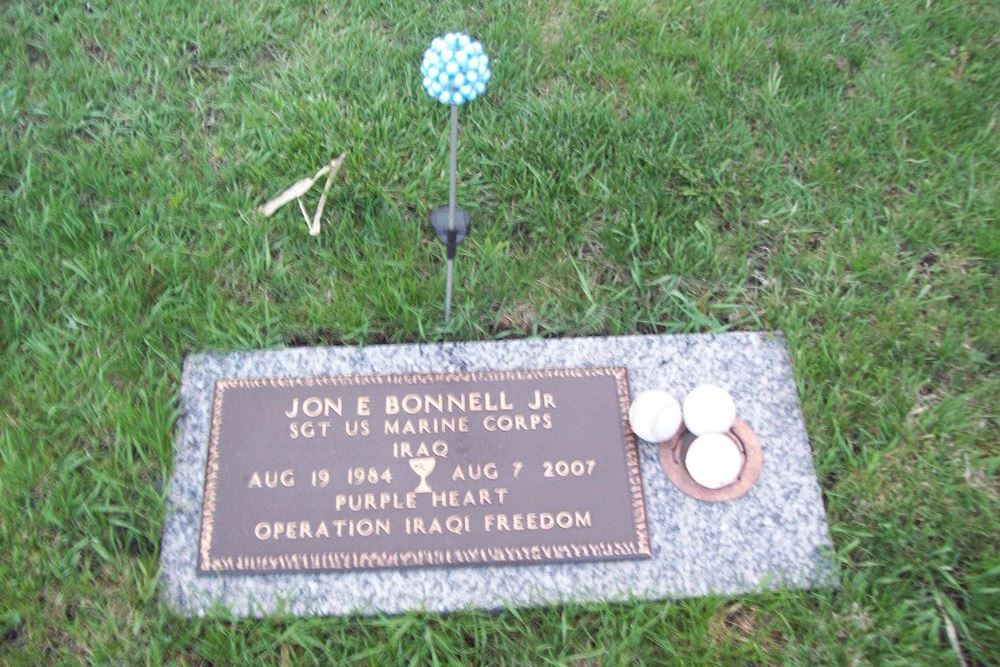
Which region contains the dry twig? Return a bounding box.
[310,152,347,236]
[257,163,333,218]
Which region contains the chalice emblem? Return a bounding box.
[408,457,436,494]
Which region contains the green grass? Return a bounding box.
[2,0,998,663]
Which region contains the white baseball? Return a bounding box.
[685,432,743,489]
[628,390,681,442]
[682,384,737,435]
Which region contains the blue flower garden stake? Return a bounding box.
[421,32,491,322]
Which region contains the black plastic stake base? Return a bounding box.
[429,205,471,256]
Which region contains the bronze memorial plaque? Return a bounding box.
[199,367,650,574]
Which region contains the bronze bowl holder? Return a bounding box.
[658,418,764,502]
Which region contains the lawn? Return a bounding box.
[2,0,998,663]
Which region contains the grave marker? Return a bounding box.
[197,368,649,574]
[161,332,835,617]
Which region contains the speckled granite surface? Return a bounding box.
[161,332,835,616]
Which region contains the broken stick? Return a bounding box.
[257,162,333,218]
[309,152,347,236]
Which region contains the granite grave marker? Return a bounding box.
[162,332,835,617]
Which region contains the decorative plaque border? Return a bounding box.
[198,367,650,573]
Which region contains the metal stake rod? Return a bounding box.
[444,104,458,322]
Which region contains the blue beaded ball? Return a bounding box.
[421,32,491,106]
